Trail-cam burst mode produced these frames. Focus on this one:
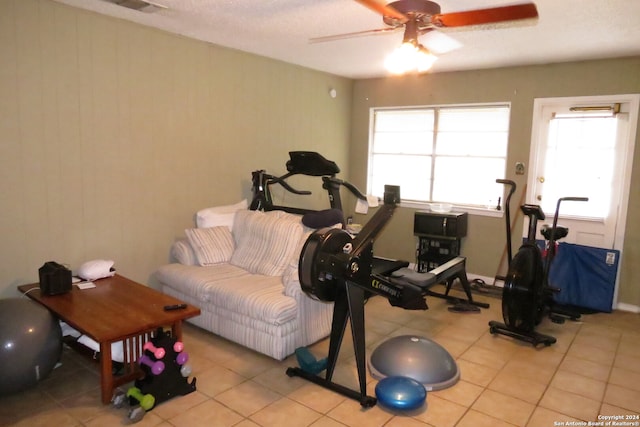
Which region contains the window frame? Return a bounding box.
[366,102,511,217]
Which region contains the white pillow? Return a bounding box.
[196,199,248,230]
[185,227,235,266]
[170,239,197,266]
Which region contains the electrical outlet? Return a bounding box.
[515,162,525,175]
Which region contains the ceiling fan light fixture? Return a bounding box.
[385,42,437,75]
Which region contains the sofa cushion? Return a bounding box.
[156,263,297,325]
[185,226,235,266]
[196,199,248,230]
[230,210,303,276]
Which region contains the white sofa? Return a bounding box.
[155,206,335,360]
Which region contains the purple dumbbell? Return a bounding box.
[140,354,165,375]
[176,351,189,366]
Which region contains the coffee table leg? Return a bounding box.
[171,321,183,341]
[100,342,114,404]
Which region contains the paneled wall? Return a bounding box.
[0,0,352,295]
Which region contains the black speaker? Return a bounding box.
[39,261,72,295]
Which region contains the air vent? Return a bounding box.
[103,0,166,13]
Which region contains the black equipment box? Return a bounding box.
[413,211,468,238]
[39,261,72,295]
[417,237,460,257]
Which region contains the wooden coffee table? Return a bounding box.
[18,274,200,404]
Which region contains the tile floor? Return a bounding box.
[1,287,639,427]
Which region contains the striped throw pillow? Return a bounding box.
[185,226,235,266]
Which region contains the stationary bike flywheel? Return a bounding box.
[502,244,545,332]
[298,227,353,302]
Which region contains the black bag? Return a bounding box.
[39,261,72,295]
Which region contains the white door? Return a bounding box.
[527,94,638,252]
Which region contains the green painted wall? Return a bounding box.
[349,58,640,308]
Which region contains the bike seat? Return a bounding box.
[541,224,569,241]
[521,204,546,220]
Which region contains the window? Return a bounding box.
[368,104,510,209]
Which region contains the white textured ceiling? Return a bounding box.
[52,0,640,79]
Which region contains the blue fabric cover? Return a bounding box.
[548,242,619,313]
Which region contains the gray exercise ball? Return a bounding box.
[0,298,62,395]
[368,335,460,391]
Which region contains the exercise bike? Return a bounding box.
[489,180,588,346]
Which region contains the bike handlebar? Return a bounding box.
[338,179,368,201]
[266,174,312,195]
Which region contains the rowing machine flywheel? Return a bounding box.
[299,227,353,302]
[501,244,545,332]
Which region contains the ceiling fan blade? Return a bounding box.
[433,3,538,28]
[353,0,408,23]
[310,27,400,43]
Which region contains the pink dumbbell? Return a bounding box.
[140,354,165,375]
[143,342,166,359]
[176,351,189,366]
[173,341,184,353]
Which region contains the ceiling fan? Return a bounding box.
[313,0,539,74]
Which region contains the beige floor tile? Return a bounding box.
[412,393,466,427]
[539,386,600,421]
[57,386,109,423]
[527,406,583,427]
[214,380,282,416]
[431,335,471,358]
[558,354,611,382]
[326,398,394,427]
[167,399,244,427]
[234,419,262,427]
[250,397,322,427]
[613,352,640,375]
[220,350,281,378]
[549,370,606,401]
[2,407,80,427]
[460,345,511,370]
[488,369,547,404]
[456,358,500,387]
[433,380,483,408]
[606,366,640,392]
[85,407,164,427]
[3,300,638,427]
[252,365,307,395]
[385,416,432,427]
[599,402,640,418]
[0,388,60,425]
[472,389,535,426]
[309,416,349,427]
[287,382,347,414]
[604,384,640,413]
[436,324,485,344]
[192,364,247,397]
[456,409,519,427]
[500,357,558,385]
[510,345,565,369]
[566,341,616,366]
[151,389,209,420]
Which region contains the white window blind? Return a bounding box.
[368,105,511,208]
